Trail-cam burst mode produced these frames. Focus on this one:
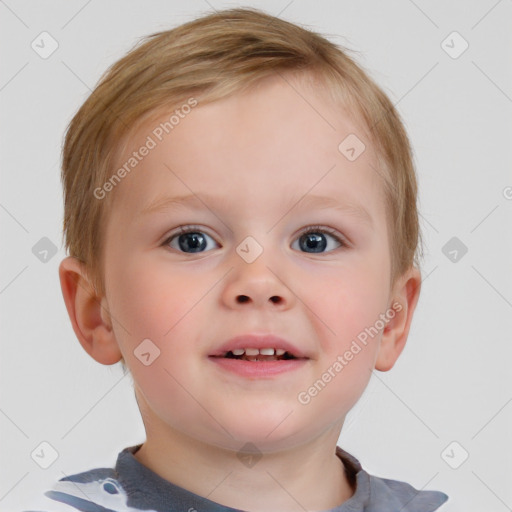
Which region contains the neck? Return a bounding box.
[134,426,354,512]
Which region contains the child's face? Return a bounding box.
[99,74,409,451]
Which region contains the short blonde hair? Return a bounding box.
[61,7,421,363]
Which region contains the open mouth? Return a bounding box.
[208,345,308,377]
[219,348,299,362]
[211,348,307,361]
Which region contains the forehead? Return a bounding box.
[106,73,385,225]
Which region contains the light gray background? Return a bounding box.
[1,1,511,510]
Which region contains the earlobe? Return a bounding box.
[58,256,122,365]
[374,266,422,372]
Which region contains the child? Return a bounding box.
[29,6,449,511]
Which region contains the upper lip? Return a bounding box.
[209,334,310,359]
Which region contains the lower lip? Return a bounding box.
[208,356,308,378]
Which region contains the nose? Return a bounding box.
[222,252,295,310]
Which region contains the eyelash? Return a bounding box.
[297,225,346,247]
[162,224,347,250]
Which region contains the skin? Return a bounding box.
[59,72,421,511]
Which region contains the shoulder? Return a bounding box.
[335,446,449,512]
[362,470,449,511]
[21,466,154,512]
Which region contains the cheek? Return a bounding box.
[107,252,203,352]
[295,256,389,413]
[108,255,210,424]
[303,253,390,343]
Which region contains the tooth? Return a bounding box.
[228,348,289,357]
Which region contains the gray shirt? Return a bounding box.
[27,444,449,511]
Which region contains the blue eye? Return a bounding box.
[164,226,218,253]
[163,225,345,254]
[291,226,344,253]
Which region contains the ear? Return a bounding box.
[58,256,122,365]
[374,266,422,372]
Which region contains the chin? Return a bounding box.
[210,408,313,452]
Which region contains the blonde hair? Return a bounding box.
[61,7,421,366]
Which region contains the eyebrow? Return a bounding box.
[140,192,373,227]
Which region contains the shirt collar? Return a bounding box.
[114,443,446,512]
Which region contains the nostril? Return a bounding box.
[235,295,282,304]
